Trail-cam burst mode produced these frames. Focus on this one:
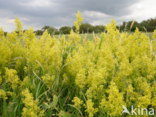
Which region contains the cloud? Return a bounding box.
[19,0,54,8]
[0,0,155,31]
[82,11,113,25]
[123,0,156,22]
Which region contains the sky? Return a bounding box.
[0,0,156,32]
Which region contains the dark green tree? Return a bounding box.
[42,26,58,35]
[79,23,94,33]
[59,26,71,34]
[93,25,105,33]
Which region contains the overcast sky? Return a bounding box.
[0,0,156,31]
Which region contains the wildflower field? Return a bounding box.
[0,13,156,117]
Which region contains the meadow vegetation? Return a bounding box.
[0,12,156,117]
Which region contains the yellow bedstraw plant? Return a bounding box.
[0,12,156,117]
[21,89,44,117]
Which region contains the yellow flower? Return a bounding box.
[0,76,2,84]
[0,28,4,37]
[14,18,23,33]
[21,89,44,117]
[75,68,87,89]
[72,97,83,109]
[41,74,55,87]
[74,11,83,33]
[85,99,98,117]
[102,81,125,116]
[0,89,7,100]
[5,68,20,89]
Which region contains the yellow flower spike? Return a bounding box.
[21,89,44,117]
[5,68,21,89]
[75,68,87,89]
[103,81,125,116]
[0,89,7,100]
[0,28,4,37]
[41,74,55,88]
[14,18,23,33]
[85,99,98,117]
[72,97,83,109]
[74,11,83,33]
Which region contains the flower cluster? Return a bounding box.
[21,89,44,117]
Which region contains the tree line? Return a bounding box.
[35,18,156,35]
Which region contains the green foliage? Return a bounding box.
[59,26,72,34]
[42,26,58,35]
[34,18,155,35]
[79,23,94,33]
[119,18,156,32]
